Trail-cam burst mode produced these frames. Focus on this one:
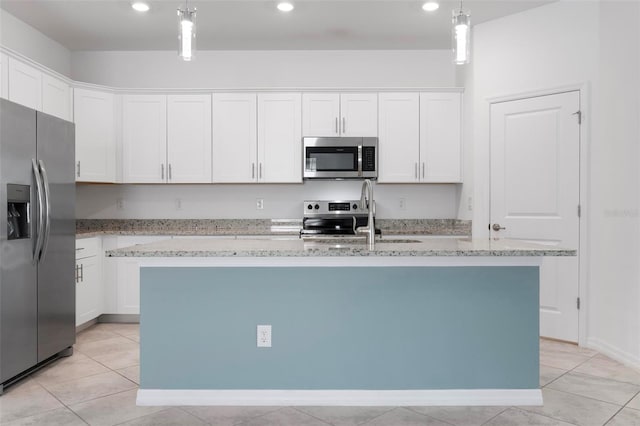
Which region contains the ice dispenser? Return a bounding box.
[7,184,30,240]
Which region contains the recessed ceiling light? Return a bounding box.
[422,1,440,12]
[131,2,150,12]
[277,2,294,12]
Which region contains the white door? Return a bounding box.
[420,92,462,183]
[490,91,580,342]
[302,93,340,137]
[212,93,257,183]
[167,94,212,183]
[122,94,167,183]
[74,89,116,182]
[257,93,302,183]
[8,58,42,111]
[41,74,70,121]
[377,93,420,183]
[0,53,8,100]
[340,93,378,137]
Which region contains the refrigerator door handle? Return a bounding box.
[38,160,52,262]
[31,159,45,262]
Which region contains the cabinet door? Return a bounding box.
[122,94,167,183]
[8,58,42,111]
[257,93,302,183]
[420,92,462,182]
[212,93,257,183]
[74,89,116,182]
[167,94,212,183]
[41,74,70,121]
[75,257,102,326]
[340,93,378,137]
[302,93,340,137]
[0,52,8,100]
[377,93,420,183]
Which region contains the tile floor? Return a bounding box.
[1,323,640,425]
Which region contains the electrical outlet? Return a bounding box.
[256,199,264,210]
[116,198,124,210]
[399,198,406,210]
[467,196,473,212]
[175,198,182,210]
[257,325,271,348]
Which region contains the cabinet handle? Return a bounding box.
[415,162,418,179]
[422,163,425,179]
[80,263,84,282]
[76,161,81,178]
[335,117,339,134]
[75,264,78,283]
[342,117,346,134]
[161,164,165,180]
[252,163,255,179]
[259,163,263,179]
[168,164,172,180]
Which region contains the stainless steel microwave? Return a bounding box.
[303,137,378,180]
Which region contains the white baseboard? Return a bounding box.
[137,389,543,407]
[587,337,640,371]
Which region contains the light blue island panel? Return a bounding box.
[140,267,539,390]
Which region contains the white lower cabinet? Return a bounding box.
[102,236,171,315]
[75,237,103,326]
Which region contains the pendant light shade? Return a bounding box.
[177,3,196,61]
[452,7,470,65]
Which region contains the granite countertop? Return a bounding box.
[105,237,576,258]
[76,219,472,238]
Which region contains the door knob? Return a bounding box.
[492,223,506,231]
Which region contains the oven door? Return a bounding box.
[303,137,361,179]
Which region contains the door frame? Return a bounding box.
[484,82,590,346]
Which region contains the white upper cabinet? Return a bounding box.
[302,93,340,137]
[0,53,8,100]
[303,93,377,137]
[420,92,462,183]
[122,94,167,183]
[258,93,302,183]
[339,93,378,137]
[8,57,42,111]
[212,93,257,183]
[41,74,70,121]
[377,93,420,183]
[74,88,116,182]
[167,94,212,183]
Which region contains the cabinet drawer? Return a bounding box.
[76,237,100,260]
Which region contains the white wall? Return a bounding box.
[472,0,640,366]
[76,182,460,220]
[71,50,456,88]
[0,10,71,77]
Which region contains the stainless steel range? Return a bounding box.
[300,200,381,238]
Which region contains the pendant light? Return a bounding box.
[452,0,470,65]
[177,1,197,61]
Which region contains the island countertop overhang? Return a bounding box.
[105,237,576,258]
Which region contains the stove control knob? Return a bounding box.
[314,204,320,210]
[352,204,358,210]
[307,204,313,210]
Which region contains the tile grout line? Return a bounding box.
[402,407,457,426]
[478,407,509,426]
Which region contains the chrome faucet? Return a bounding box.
[356,179,376,250]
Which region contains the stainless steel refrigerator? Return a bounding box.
[0,99,75,393]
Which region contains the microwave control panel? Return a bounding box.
[362,147,376,172]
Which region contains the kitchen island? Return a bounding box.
[106,237,575,407]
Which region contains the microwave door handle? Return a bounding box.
[358,145,363,177]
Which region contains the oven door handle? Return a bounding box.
[357,145,363,177]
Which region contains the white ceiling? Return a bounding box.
[0,0,554,51]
